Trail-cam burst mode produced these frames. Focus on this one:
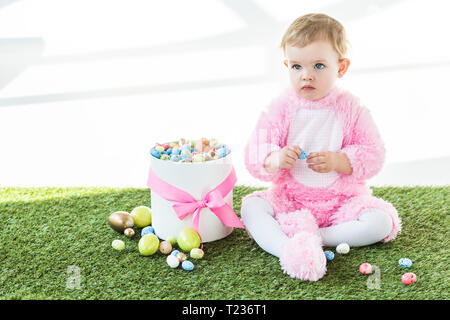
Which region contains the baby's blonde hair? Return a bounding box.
[280,13,349,60]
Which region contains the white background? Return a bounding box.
[0,0,449,187]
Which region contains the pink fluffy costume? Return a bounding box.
[241,86,401,281]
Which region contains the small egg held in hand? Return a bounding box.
[111,240,125,251]
[182,260,195,271]
[401,272,417,285]
[359,263,373,275]
[167,255,180,268]
[336,243,350,254]
[159,241,172,255]
[190,248,204,259]
[124,228,135,238]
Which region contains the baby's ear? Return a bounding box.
[338,58,350,78]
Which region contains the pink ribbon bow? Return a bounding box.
[147,166,244,233]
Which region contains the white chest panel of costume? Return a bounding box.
[286,108,343,188]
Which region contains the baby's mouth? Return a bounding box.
[301,85,315,90]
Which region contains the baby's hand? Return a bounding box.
[264,145,302,173]
[306,151,337,173]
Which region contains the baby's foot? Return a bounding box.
[279,231,326,281]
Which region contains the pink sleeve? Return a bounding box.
[338,106,385,182]
[244,94,290,182]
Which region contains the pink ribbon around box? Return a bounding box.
[147,166,244,234]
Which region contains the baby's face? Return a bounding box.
[284,40,345,101]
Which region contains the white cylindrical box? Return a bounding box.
[149,152,234,242]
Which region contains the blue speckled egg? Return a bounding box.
[170,154,181,162]
[166,148,173,155]
[299,150,308,160]
[150,148,161,159]
[141,226,155,237]
[180,154,191,161]
[171,249,180,256]
[182,260,194,271]
[182,144,191,150]
[216,148,228,158]
[324,250,334,261]
[171,148,180,155]
[398,258,413,268]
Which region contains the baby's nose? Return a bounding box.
[301,71,314,81]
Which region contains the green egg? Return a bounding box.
[112,239,125,251]
[190,248,204,259]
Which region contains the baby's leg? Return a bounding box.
[240,196,288,258]
[319,208,393,247]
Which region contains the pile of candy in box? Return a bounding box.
[150,138,230,162]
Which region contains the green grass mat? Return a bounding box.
[0,186,448,300]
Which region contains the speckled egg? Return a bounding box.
[159,241,172,255]
[359,263,373,275]
[111,239,125,251]
[141,226,155,237]
[190,248,204,259]
[398,258,413,268]
[124,228,135,238]
[182,260,195,271]
[171,249,180,256]
[176,252,187,262]
[167,254,180,268]
[324,250,334,261]
[401,272,417,285]
[336,243,350,254]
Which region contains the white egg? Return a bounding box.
[166,254,180,268]
[336,243,350,254]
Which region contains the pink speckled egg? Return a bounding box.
[401,272,417,285]
[359,263,373,275]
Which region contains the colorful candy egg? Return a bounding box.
[190,248,204,259]
[299,150,308,160]
[336,243,350,254]
[131,206,152,228]
[324,250,334,261]
[192,154,205,162]
[155,146,165,153]
[167,254,180,268]
[138,234,159,256]
[401,272,417,285]
[108,211,134,233]
[111,239,125,251]
[159,240,172,255]
[359,263,373,274]
[160,154,170,160]
[182,260,195,271]
[124,228,135,238]
[176,252,187,262]
[398,258,413,268]
[177,228,201,252]
[216,148,227,158]
[170,154,181,162]
[171,249,180,257]
[141,226,155,237]
[150,148,161,159]
[167,237,177,246]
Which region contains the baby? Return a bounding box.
[241,13,401,281]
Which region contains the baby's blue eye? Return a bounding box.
[292,64,302,70]
[314,63,325,69]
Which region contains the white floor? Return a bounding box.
[0,0,449,187]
